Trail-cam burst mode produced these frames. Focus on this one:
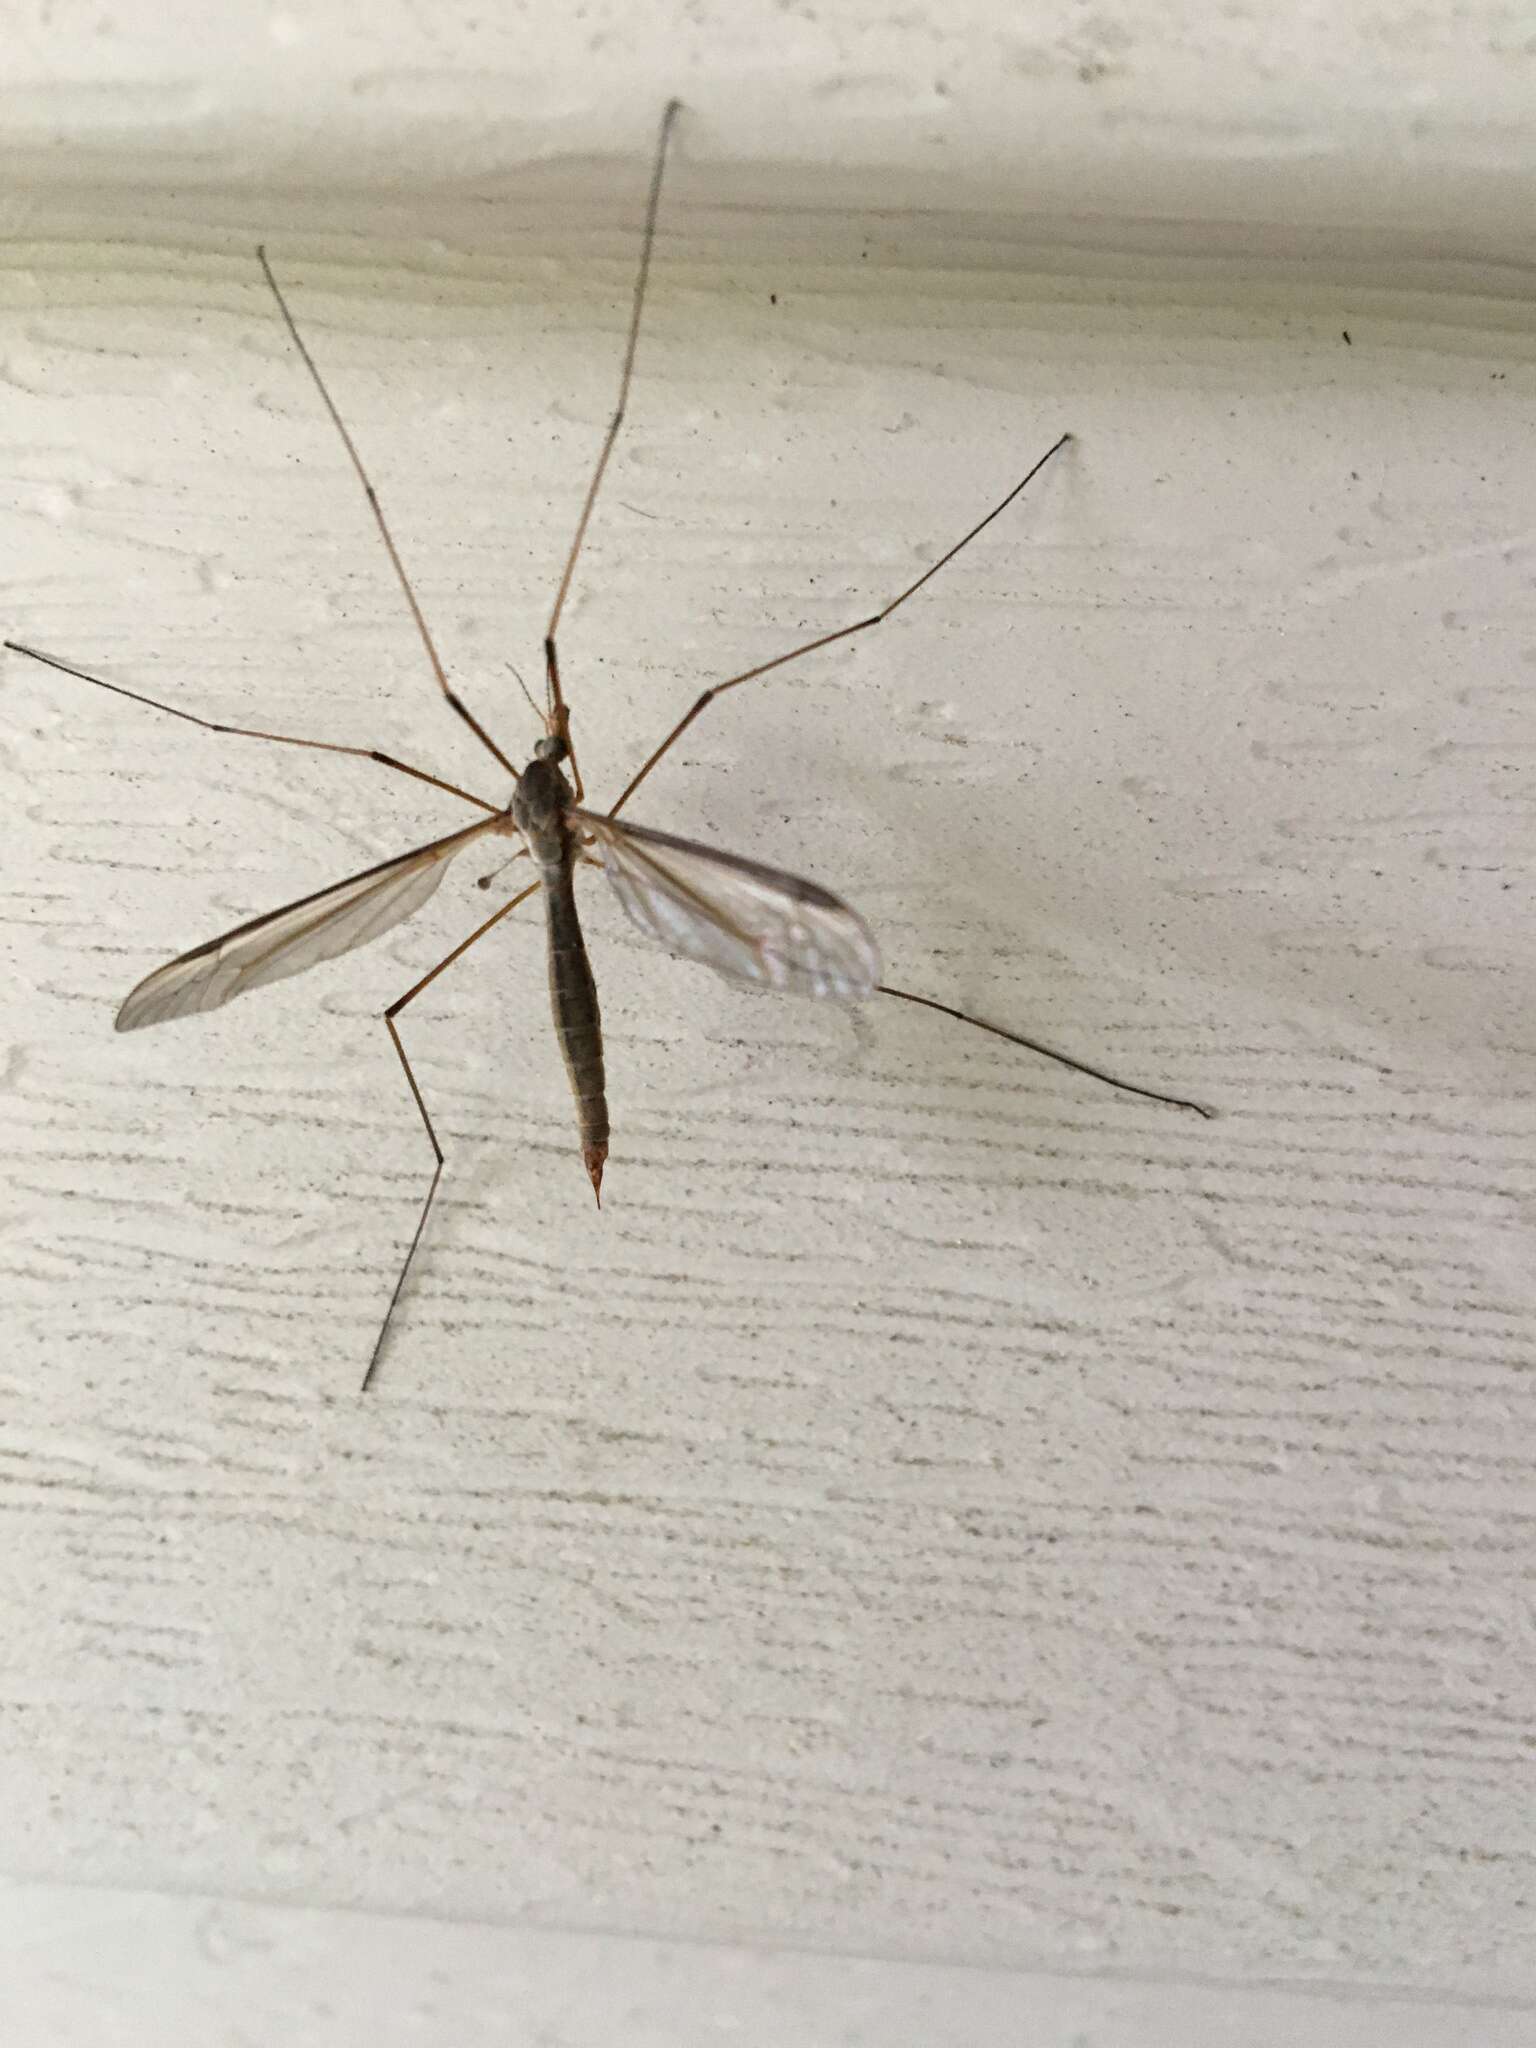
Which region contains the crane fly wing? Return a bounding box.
[574,810,880,999]
[116,816,501,1031]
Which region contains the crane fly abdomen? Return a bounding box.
[512,742,609,1203]
[542,858,609,1203]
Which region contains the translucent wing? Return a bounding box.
[116,816,500,1031]
[575,810,880,999]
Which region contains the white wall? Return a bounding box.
[6,0,1534,238]
[4,2,1535,2040]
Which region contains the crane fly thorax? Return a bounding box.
[510,753,575,869]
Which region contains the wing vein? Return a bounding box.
[574,809,879,999]
[117,815,503,1030]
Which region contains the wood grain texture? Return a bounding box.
[3,167,1536,2002]
[6,0,1535,244]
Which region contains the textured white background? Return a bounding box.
[4,0,1536,2039]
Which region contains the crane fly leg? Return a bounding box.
[365,878,542,1393]
[2,641,501,816]
[877,982,1214,1120]
[607,431,1072,817]
[257,248,519,782]
[544,99,682,802]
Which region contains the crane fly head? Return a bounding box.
[507,656,573,769]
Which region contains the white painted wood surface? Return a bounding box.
[4,2,1536,2037]
[9,1880,1536,2048]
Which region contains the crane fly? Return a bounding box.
[6,101,1213,1391]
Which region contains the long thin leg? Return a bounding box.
[878,981,1214,1119]
[365,877,542,1392]
[4,640,501,815]
[608,431,1072,818]
[256,246,519,781]
[543,99,683,795]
